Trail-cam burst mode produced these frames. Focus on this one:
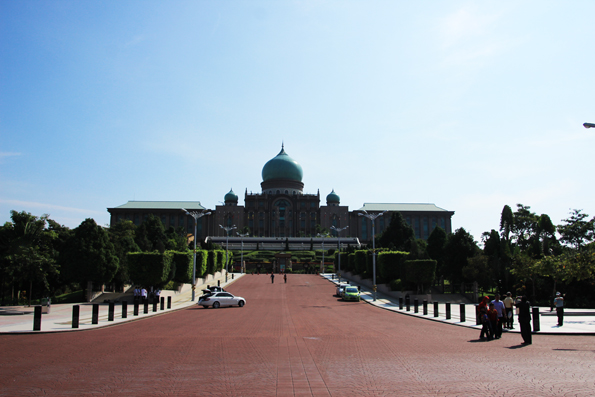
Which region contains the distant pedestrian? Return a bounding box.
[517,295,532,345]
[503,292,515,329]
[284,274,287,284]
[271,273,275,284]
[479,306,492,341]
[155,288,161,303]
[134,287,140,303]
[488,303,498,339]
[491,294,505,339]
[141,288,147,304]
[555,292,564,326]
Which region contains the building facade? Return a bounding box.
[107,145,454,244]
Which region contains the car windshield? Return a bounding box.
[345,287,358,293]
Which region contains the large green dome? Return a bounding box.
[262,146,303,182]
[224,188,238,203]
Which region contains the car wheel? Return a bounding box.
[238,300,245,307]
[213,301,220,309]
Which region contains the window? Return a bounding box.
[134,214,140,225]
[361,217,367,240]
[259,220,264,228]
[440,218,445,229]
[423,217,429,239]
[414,218,420,238]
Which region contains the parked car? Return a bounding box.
[342,286,361,302]
[198,292,246,309]
[336,283,351,297]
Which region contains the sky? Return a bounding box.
[1,1,594,244]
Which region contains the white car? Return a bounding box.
[336,283,351,297]
[198,292,246,309]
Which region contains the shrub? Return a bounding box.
[403,259,437,293]
[127,251,174,287]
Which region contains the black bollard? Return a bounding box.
[423,300,428,315]
[92,304,99,325]
[532,307,540,332]
[134,301,139,316]
[459,303,466,322]
[108,302,115,321]
[143,301,149,314]
[399,297,403,310]
[167,296,171,309]
[434,301,439,317]
[406,296,410,311]
[475,304,480,325]
[33,306,42,331]
[446,302,451,320]
[232,274,235,280]
[160,297,164,311]
[72,305,80,328]
[122,301,127,319]
[153,300,157,312]
[414,298,419,313]
[218,280,221,287]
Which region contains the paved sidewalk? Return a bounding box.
[0,273,245,334]
[321,273,595,335]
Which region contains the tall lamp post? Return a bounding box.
[219,224,237,281]
[236,231,249,274]
[317,232,329,274]
[358,210,387,301]
[330,225,349,283]
[182,208,211,301]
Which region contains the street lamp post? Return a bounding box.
[358,210,387,301]
[330,226,349,283]
[236,231,249,274]
[317,233,329,274]
[182,208,211,301]
[219,224,237,281]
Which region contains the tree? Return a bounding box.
[511,204,539,252]
[61,219,119,291]
[427,226,447,271]
[109,220,140,286]
[376,212,415,251]
[462,255,495,291]
[443,227,480,284]
[500,205,514,243]
[557,209,595,251]
[135,214,167,253]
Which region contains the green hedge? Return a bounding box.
[403,259,437,293]
[378,251,409,283]
[172,250,208,283]
[354,250,368,276]
[127,251,174,287]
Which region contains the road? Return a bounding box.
[1,274,594,396]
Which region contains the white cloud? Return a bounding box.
[0,152,21,158]
[0,199,103,215]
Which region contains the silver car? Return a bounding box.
[336,283,351,297]
[198,292,246,309]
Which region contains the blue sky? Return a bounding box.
[1,1,594,243]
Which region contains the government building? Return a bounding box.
[107,145,454,245]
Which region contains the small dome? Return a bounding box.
[262,145,303,182]
[224,188,238,203]
[326,189,340,204]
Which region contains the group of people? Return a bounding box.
[478,292,534,345]
[270,272,287,283]
[133,287,161,304]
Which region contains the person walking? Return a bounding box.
[503,292,515,329]
[491,293,505,339]
[555,292,564,326]
[517,295,532,345]
[284,274,287,284]
[479,305,492,341]
[271,273,275,284]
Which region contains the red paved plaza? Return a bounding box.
[1,274,594,396]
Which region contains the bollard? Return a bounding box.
[108,302,115,321]
[423,300,428,315]
[218,280,221,287]
[434,301,439,317]
[33,306,42,331]
[446,302,451,320]
[153,300,157,312]
[134,301,139,316]
[414,298,419,313]
[122,301,127,319]
[399,297,403,310]
[532,307,540,332]
[406,296,410,311]
[232,274,235,280]
[92,304,99,325]
[167,296,172,309]
[459,303,466,322]
[72,305,80,328]
[332,274,335,280]
[160,297,164,311]
[143,301,149,314]
[475,304,480,325]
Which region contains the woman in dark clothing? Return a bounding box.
[517,295,532,345]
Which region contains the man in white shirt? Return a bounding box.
[491,294,505,339]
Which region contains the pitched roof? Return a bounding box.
[109,201,206,210]
[357,203,453,213]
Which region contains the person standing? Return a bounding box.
[141,287,147,304]
[491,294,505,339]
[270,273,275,284]
[284,274,287,284]
[554,292,564,326]
[517,295,532,345]
[503,292,515,329]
